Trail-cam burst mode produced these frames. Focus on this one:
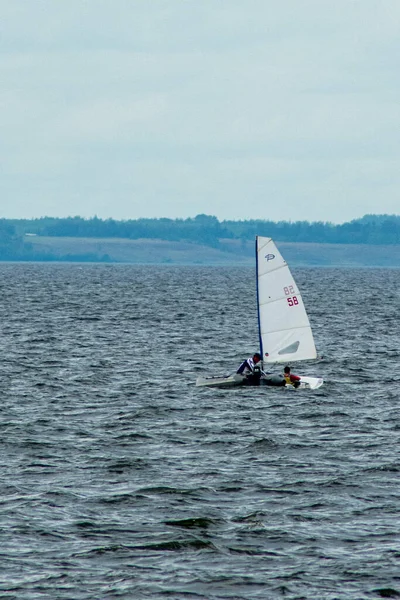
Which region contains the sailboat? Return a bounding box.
[196,236,323,389]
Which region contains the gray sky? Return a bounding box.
[1,0,399,223]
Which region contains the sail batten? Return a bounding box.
[256,236,317,364]
[260,324,315,335]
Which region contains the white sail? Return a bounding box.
[256,236,317,363]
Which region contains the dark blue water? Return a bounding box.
[0,263,399,600]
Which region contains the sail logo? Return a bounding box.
[265,253,275,261]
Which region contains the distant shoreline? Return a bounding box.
[3,236,397,267]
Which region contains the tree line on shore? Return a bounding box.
[1,213,400,261]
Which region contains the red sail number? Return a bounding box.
[287,296,299,307]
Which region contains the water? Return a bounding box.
[0,263,399,600]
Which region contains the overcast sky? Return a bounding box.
[1,1,399,223]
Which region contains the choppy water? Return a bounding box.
[0,263,399,600]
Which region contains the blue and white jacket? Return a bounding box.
[236,357,257,375]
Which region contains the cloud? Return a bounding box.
[1,0,399,221]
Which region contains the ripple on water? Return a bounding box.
[0,264,399,599]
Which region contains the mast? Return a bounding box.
[255,236,263,359]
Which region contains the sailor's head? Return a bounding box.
[284,366,290,374]
[253,353,262,364]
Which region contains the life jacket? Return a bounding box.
[284,371,300,385]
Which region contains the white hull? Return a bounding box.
[296,376,323,390]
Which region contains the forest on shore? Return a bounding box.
[0,213,400,263]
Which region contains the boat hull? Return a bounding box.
[196,373,289,389]
[196,373,323,390]
[195,374,246,388]
[296,376,324,390]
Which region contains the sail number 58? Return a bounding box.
[284,286,298,307]
[287,296,299,306]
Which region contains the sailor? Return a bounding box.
[236,352,262,385]
[283,365,301,388]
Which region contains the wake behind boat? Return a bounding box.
[196,236,324,390]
